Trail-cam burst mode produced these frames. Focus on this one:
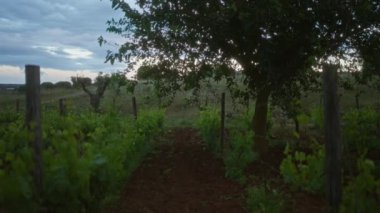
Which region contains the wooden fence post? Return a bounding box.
[132,96,137,120]
[323,64,342,213]
[59,98,65,116]
[220,92,225,153]
[25,64,43,196]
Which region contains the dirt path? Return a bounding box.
[112,127,247,213]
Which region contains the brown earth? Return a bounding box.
[110,127,326,213]
[110,127,247,213]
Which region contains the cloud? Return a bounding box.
[33,45,93,59]
[0,17,25,31]
[0,65,24,84]
[32,45,59,56]
[40,67,98,83]
[62,48,93,59]
[0,0,133,83]
[0,65,98,84]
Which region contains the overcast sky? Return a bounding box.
[0,0,133,83]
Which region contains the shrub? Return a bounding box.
[310,106,324,130]
[342,108,380,154]
[280,142,325,194]
[224,113,257,184]
[41,82,55,89]
[55,81,72,89]
[196,108,220,154]
[246,184,285,213]
[0,120,35,212]
[340,157,380,213]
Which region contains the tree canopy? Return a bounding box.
[101,0,380,153]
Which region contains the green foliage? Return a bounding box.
[340,157,380,213]
[224,113,257,184]
[280,142,325,194]
[41,82,55,89]
[0,117,35,212]
[108,72,138,111]
[342,108,380,154]
[196,108,220,154]
[0,110,164,212]
[271,73,320,132]
[125,79,138,95]
[135,110,165,137]
[196,109,257,183]
[297,113,310,127]
[136,64,180,107]
[103,0,379,153]
[310,106,324,130]
[54,81,72,89]
[109,72,127,101]
[246,184,285,213]
[0,111,21,124]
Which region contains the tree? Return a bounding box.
[79,73,110,112]
[54,81,72,89]
[40,82,54,89]
[136,62,180,107]
[71,76,91,88]
[108,71,138,110]
[125,79,138,95]
[102,0,379,155]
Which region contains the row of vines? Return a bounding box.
[196,107,380,212]
[0,109,164,212]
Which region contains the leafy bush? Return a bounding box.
[224,113,257,184]
[41,82,55,89]
[340,157,380,213]
[54,81,72,89]
[0,110,164,212]
[0,118,35,212]
[342,108,380,154]
[280,142,325,194]
[310,106,324,130]
[196,109,256,183]
[196,108,220,154]
[0,111,21,124]
[246,184,285,213]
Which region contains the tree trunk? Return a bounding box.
[90,95,100,112]
[252,88,271,157]
[294,117,300,134]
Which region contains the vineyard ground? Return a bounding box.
[1,78,379,212]
[109,127,246,213]
[109,127,326,213]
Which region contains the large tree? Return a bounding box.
[101,0,379,155]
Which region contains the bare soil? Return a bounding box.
[111,127,247,213]
[110,127,326,213]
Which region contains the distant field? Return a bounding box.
[0,88,88,113]
[1,76,379,126]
